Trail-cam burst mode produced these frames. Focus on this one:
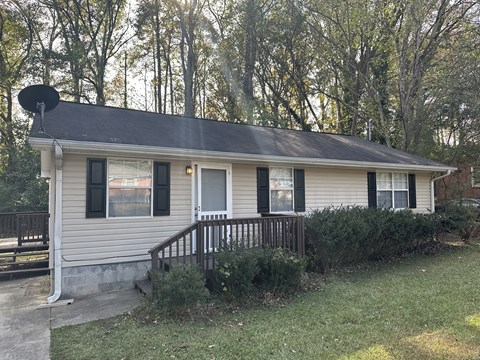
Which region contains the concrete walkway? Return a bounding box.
[0,276,142,360]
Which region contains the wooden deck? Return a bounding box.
[143,215,305,297]
[0,212,49,246]
[0,243,49,278]
[156,254,217,272]
[0,212,50,278]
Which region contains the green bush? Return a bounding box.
[305,206,440,272]
[256,248,304,296]
[152,265,208,314]
[214,243,305,299]
[214,243,261,300]
[440,204,480,242]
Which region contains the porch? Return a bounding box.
[138,215,305,295]
[0,212,50,277]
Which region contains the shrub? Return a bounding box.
[304,206,376,271]
[440,204,480,242]
[214,243,261,300]
[214,243,305,299]
[256,248,305,296]
[151,265,208,314]
[305,206,440,272]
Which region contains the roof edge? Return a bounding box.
[29,138,456,172]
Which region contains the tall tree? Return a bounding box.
[384,0,476,153]
[135,0,165,112]
[256,0,315,130]
[424,18,480,161]
[48,0,130,105]
[172,0,204,117]
[306,0,383,135]
[0,1,34,172]
[30,4,60,86]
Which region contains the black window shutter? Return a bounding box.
[153,162,170,216]
[257,167,269,213]
[367,172,377,208]
[86,158,106,218]
[408,174,417,209]
[294,169,305,212]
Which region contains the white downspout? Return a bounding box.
[430,169,452,213]
[47,144,63,304]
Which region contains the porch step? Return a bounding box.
[0,267,49,277]
[0,258,49,267]
[0,251,49,259]
[0,243,50,279]
[0,244,49,254]
[134,279,152,297]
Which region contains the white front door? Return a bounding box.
[193,163,232,251]
[197,163,232,221]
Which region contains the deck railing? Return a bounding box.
[0,212,49,246]
[149,215,305,277]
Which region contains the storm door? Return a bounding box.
[194,164,232,251]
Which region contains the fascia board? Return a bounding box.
[29,137,457,173]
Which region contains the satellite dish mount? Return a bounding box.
[18,85,60,133]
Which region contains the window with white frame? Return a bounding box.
[108,159,152,217]
[377,172,409,209]
[270,167,294,212]
[471,166,480,187]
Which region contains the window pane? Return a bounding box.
[393,173,408,190]
[377,191,392,208]
[108,160,124,186]
[270,168,293,189]
[109,188,151,217]
[394,191,408,208]
[271,190,293,212]
[109,160,152,187]
[377,172,392,190]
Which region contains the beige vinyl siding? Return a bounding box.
[60,157,434,267]
[415,172,432,213]
[232,164,259,218]
[305,168,432,213]
[305,167,368,211]
[231,165,369,215]
[231,164,433,215]
[61,154,192,267]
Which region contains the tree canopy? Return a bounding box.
[0,0,479,211]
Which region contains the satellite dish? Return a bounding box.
[18,85,60,132]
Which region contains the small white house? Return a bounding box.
[29,101,454,300]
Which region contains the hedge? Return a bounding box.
[304,207,442,272]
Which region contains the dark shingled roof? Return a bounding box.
[30,101,448,169]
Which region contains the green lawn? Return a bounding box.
[51,243,480,360]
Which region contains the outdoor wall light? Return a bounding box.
[186,165,193,175]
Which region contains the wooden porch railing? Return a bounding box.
[0,212,49,246]
[148,215,305,277]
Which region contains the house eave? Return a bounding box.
[29,137,456,172]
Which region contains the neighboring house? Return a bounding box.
[29,101,454,300]
[435,164,480,202]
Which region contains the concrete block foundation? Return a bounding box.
[61,260,150,298]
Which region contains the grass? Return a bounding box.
[51,242,480,360]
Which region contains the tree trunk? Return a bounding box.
[155,0,162,113]
[3,88,15,172]
[177,1,196,118]
[243,0,256,124]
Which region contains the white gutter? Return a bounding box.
[430,169,453,213]
[47,144,63,304]
[29,138,456,173]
